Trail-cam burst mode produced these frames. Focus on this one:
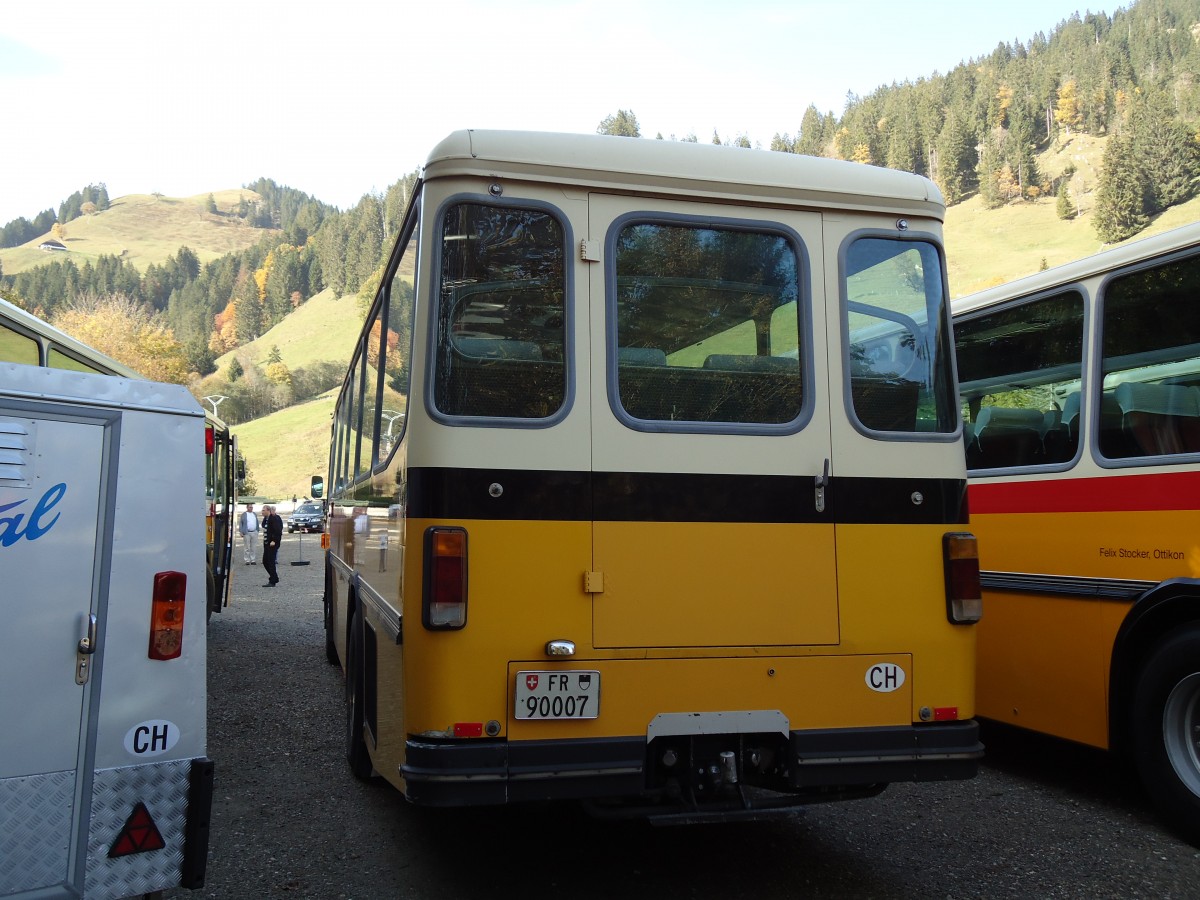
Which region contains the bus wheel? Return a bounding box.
[345,609,373,780]
[206,569,216,623]
[1132,625,1200,846]
[324,596,339,666]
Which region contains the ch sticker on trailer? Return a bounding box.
[865,663,906,693]
[123,720,181,757]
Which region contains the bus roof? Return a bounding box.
[424,130,945,220]
[952,221,1200,317]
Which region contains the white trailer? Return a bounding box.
[0,360,212,898]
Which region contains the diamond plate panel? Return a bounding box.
[0,770,76,894]
[85,760,190,898]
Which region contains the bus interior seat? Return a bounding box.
[617,353,802,425]
[1114,381,1200,456]
[850,377,920,433]
[617,346,668,367]
[702,354,799,373]
[440,338,562,418]
[454,338,543,360]
[1038,406,1077,464]
[970,406,1045,468]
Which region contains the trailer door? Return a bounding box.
[0,409,108,896]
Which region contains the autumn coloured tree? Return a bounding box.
[53,293,189,384]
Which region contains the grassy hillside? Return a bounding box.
[946,132,1200,296]
[214,287,367,375]
[0,189,275,275]
[233,391,337,501]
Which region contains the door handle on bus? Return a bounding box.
[814,459,830,513]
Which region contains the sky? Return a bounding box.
[0,0,1108,225]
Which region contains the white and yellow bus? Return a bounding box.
[953,221,1200,844]
[319,130,981,819]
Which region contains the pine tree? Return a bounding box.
[1055,180,1076,219]
[1093,131,1149,242]
[596,110,641,137]
[796,105,826,156]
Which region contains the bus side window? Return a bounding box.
[1100,251,1200,459]
[611,221,803,428]
[376,222,417,465]
[0,321,39,366]
[954,289,1085,470]
[432,203,567,421]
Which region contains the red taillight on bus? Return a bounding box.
[423,527,467,630]
[148,571,187,660]
[943,532,982,624]
[205,425,215,455]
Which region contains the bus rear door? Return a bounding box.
[587,195,837,650]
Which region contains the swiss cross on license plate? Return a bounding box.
[514,670,600,720]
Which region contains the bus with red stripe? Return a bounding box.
[953,222,1200,845]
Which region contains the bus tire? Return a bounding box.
[345,609,373,780]
[206,569,216,623]
[1132,624,1200,846]
[324,597,339,666]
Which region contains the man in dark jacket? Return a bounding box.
[261,504,284,587]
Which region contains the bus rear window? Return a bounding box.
[844,237,956,435]
[432,203,567,421]
[611,221,803,428]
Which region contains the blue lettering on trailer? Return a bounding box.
[0,482,67,547]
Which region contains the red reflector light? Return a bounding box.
[148,571,187,661]
[423,527,467,630]
[933,707,959,721]
[453,722,484,738]
[108,802,166,858]
[205,425,215,455]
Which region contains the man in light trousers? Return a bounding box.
[238,502,260,564]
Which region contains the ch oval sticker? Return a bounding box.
[123,720,180,758]
[865,663,906,693]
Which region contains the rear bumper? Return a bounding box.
[401,721,981,807]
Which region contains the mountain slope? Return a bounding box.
[0,189,275,275]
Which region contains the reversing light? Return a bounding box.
[423,527,467,630]
[148,571,187,660]
[943,532,982,624]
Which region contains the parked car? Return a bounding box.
[287,501,326,533]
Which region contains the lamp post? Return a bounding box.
[202,395,228,417]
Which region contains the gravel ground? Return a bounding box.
[170,532,1200,899]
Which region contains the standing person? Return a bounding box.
[237,502,259,564]
[261,504,283,587]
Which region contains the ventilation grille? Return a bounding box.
[0,418,34,488]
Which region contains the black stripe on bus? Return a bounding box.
[405,467,967,525]
[980,571,1154,600]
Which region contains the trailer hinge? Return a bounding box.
[580,239,600,262]
[584,571,605,593]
